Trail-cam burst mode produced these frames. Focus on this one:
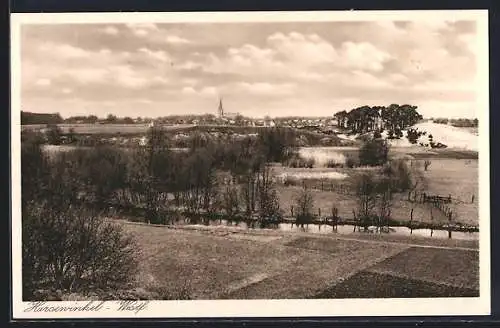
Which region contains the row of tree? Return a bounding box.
[334,104,423,134]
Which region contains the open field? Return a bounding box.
[275,185,477,226]
[21,123,195,134]
[87,220,478,300]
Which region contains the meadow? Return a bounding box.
[71,220,477,300]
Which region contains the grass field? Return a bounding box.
[275,185,476,226]
[313,246,479,298]
[84,220,478,300]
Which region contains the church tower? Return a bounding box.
[218,97,224,118]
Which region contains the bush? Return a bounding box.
[325,159,344,168]
[406,128,425,144]
[359,139,389,166]
[373,130,382,139]
[45,124,63,145]
[23,203,138,300]
[286,155,315,168]
[345,154,358,168]
[381,160,413,192]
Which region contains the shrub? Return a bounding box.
[45,124,63,145]
[373,130,382,139]
[345,154,358,168]
[406,128,425,144]
[381,160,413,192]
[22,203,138,300]
[283,175,299,186]
[325,159,344,168]
[305,157,315,168]
[286,155,315,168]
[359,138,389,166]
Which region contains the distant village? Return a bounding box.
[21,99,478,150]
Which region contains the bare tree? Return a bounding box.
[294,185,315,228]
[355,173,377,230]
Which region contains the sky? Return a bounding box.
[20,19,478,119]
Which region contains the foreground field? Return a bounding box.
[75,220,478,300]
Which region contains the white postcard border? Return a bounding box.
[10,10,491,319]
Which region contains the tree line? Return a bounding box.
[334,104,423,135]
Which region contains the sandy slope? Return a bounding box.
[336,122,478,152]
[412,122,478,151]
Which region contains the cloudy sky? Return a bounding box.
[20,20,478,119]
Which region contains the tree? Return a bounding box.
[221,185,239,218]
[294,185,315,227]
[355,173,377,230]
[359,138,389,166]
[106,114,117,123]
[45,124,63,145]
[127,126,173,223]
[257,164,282,224]
[257,127,297,163]
[376,178,392,231]
[334,110,348,128]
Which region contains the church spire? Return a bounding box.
[218,97,224,118]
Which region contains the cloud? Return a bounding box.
[127,23,159,37]
[337,41,392,72]
[200,86,218,96]
[102,26,119,36]
[138,47,170,62]
[20,21,479,119]
[267,32,337,66]
[458,33,476,55]
[35,78,51,87]
[235,82,296,96]
[182,86,197,94]
[166,35,191,44]
[39,42,90,59]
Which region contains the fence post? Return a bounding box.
[352,210,356,232]
[448,211,453,239]
[410,208,414,235]
[430,206,434,237]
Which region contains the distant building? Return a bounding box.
[218,97,240,121]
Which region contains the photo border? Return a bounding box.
[9,9,491,320]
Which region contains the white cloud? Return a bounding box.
[71,68,109,84]
[39,43,90,59]
[267,32,337,66]
[200,86,218,96]
[99,48,111,55]
[137,99,153,104]
[337,41,392,72]
[235,82,295,96]
[175,61,203,70]
[35,78,51,87]
[127,23,159,37]
[62,88,73,94]
[166,35,191,44]
[138,47,169,62]
[102,26,119,36]
[182,86,197,94]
